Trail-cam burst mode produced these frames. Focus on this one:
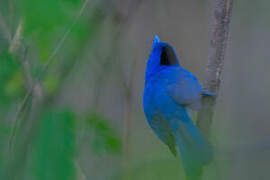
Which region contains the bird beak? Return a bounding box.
[152,34,161,50]
[153,34,160,44]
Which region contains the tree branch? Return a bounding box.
[197,0,234,137]
[9,20,24,54]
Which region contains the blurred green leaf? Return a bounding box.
[32,109,76,180]
[4,71,25,97]
[0,51,25,107]
[44,75,60,95]
[0,123,11,136]
[87,113,121,155]
[20,0,82,62]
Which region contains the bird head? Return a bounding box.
[145,35,180,79]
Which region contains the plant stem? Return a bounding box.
[197,0,234,137]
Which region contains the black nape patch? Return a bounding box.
[160,46,178,66]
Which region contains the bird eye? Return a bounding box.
[160,46,178,66]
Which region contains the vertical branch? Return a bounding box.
[197,0,234,137]
[122,58,137,171]
[109,0,143,172]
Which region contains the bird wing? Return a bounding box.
[150,108,177,156]
[166,72,203,110]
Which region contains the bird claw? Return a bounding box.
[201,90,216,97]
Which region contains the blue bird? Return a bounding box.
[143,35,213,180]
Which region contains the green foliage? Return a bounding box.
[44,75,60,95]
[0,51,25,107]
[87,113,121,155]
[0,1,119,179]
[32,109,76,180]
[20,0,82,62]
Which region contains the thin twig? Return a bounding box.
[122,57,137,170]
[22,47,34,91]
[196,0,234,137]
[40,0,89,78]
[9,19,24,54]
[75,161,86,180]
[7,19,30,150]
[8,89,33,150]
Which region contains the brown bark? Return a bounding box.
[197,0,234,137]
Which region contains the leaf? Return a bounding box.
[20,0,82,62]
[4,71,25,98]
[87,113,121,155]
[44,75,60,95]
[32,109,76,180]
[0,51,25,107]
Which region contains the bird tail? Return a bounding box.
[174,116,213,180]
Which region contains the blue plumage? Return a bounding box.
[143,35,213,180]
